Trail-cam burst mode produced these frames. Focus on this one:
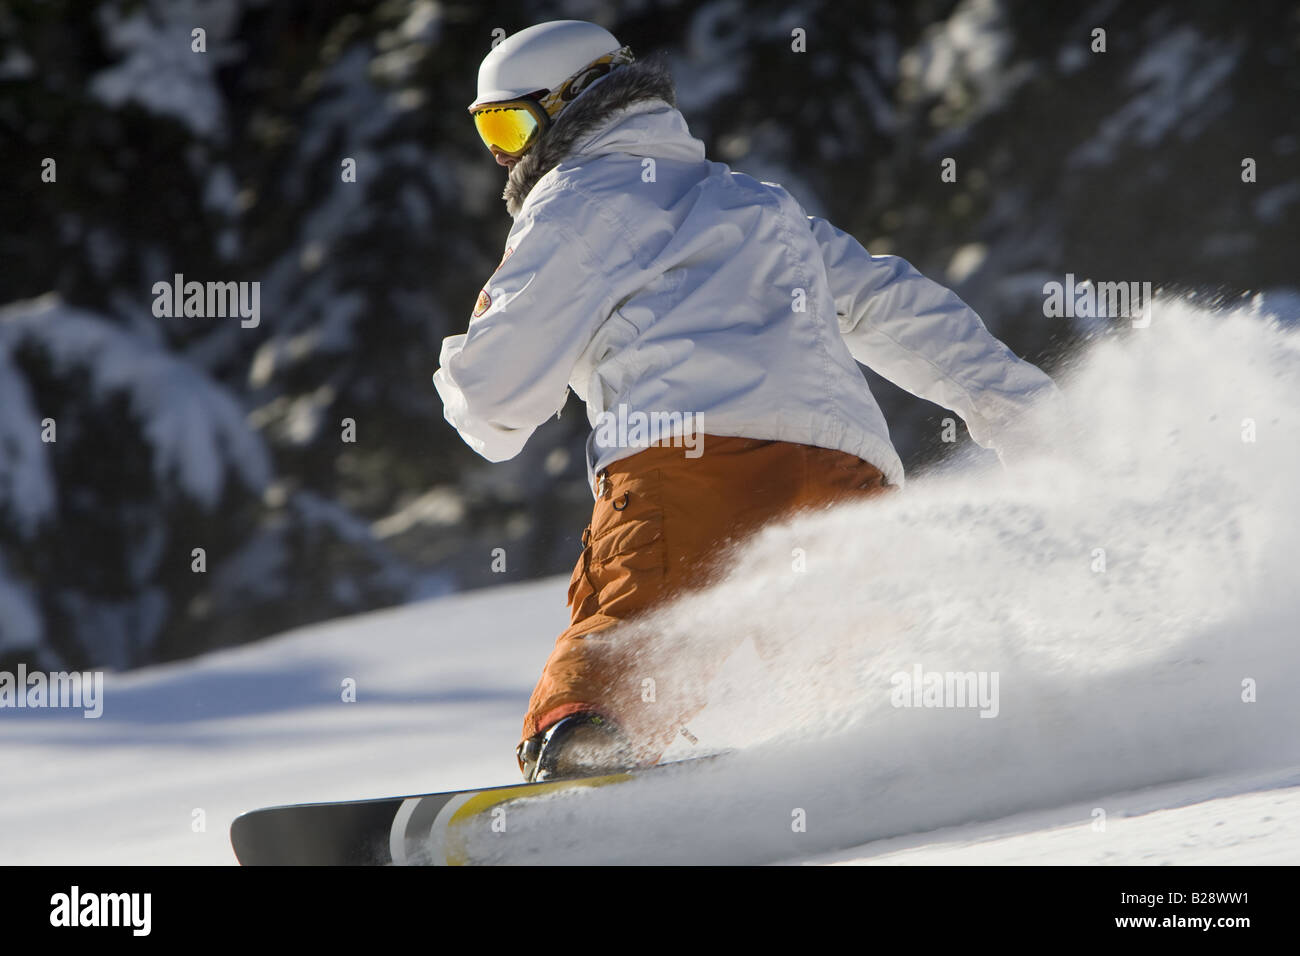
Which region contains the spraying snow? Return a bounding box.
[455,295,1300,863]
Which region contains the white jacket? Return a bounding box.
[435,66,1056,492]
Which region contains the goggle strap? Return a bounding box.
[536,45,634,120]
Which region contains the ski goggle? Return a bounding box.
[469,97,548,157]
[469,46,636,158]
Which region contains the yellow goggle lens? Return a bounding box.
[471,105,541,156]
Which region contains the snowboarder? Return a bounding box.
[435,20,1059,782]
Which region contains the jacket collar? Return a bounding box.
[502,56,678,218]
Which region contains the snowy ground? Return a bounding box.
[0,579,559,865]
[3,296,1298,865]
[1,574,1297,865]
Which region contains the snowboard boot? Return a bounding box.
[516,712,636,783]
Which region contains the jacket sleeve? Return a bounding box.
[809,216,1060,454]
[434,207,625,462]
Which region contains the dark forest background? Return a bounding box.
[1,0,1296,670]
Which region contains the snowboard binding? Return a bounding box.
[517,712,636,783]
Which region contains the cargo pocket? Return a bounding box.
[586,468,668,619]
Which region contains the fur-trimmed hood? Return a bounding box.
[503,57,678,217]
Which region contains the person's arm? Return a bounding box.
[434,205,630,461]
[809,216,1060,457]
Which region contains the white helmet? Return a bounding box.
[470,20,626,110]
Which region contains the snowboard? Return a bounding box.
[231,771,634,865]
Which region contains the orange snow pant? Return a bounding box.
[521,435,894,768]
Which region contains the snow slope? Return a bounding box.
[2,295,1298,865]
[0,578,559,865]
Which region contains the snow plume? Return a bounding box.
[456,295,1300,863]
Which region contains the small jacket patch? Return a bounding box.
[473,288,492,317]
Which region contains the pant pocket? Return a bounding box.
[587,470,667,618]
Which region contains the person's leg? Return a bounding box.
[596,439,896,758]
[522,460,671,745]
[518,437,894,775]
